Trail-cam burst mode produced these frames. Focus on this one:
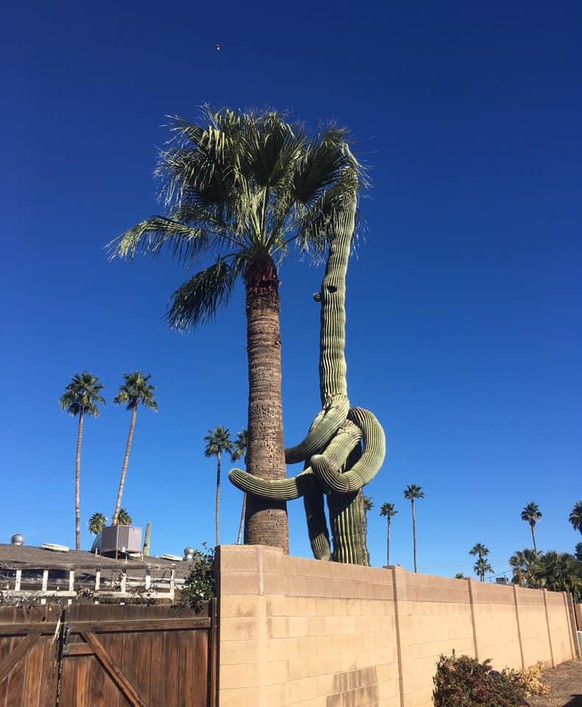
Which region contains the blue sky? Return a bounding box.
[1,0,580,579]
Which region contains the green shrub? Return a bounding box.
[177,544,216,612]
[433,653,528,706]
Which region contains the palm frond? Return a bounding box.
[166,259,238,330]
[108,216,211,265]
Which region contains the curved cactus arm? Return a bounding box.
[284,395,350,464]
[311,407,386,494]
[303,483,332,561]
[228,467,314,501]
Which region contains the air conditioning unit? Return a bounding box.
[98,526,142,556]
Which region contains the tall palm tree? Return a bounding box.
[521,502,542,552]
[469,543,493,582]
[569,501,582,534]
[112,371,158,525]
[231,429,248,544]
[403,484,424,572]
[379,502,398,567]
[60,372,105,550]
[109,107,361,553]
[537,551,582,600]
[204,426,233,546]
[88,512,107,536]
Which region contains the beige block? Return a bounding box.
[220,638,259,665]
[266,595,288,616]
[267,616,289,639]
[263,659,289,686]
[287,676,319,703]
[263,682,288,704]
[220,571,260,595]
[288,616,309,637]
[263,571,290,595]
[218,545,258,573]
[220,595,260,618]
[220,616,258,640]
[219,688,260,707]
[220,662,259,689]
[267,636,301,661]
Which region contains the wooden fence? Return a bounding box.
[0,602,217,707]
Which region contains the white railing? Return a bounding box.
[0,565,184,605]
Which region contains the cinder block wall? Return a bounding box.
[217,545,578,707]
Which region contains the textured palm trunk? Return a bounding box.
[112,405,138,525]
[531,525,537,553]
[215,451,221,546]
[243,254,289,553]
[411,500,418,573]
[75,412,84,551]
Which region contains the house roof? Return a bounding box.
[0,544,193,579]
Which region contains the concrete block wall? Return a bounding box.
[217,545,578,707]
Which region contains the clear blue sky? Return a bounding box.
[1,0,580,579]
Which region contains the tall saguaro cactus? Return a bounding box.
[230,194,386,565]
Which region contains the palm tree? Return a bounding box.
[537,551,582,600]
[231,429,248,544]
[117,508,133,526]
[379,502,398,567]
[112,372,158,525]
[521,502,542,552]
[509,548,541,587]
[403,485,424,572]
[569,501,582,534]
[88,512,106,536]
[204,426,233,546]
[575,543,582,562]
[109,107,361,552]
[60,372,105,550]
[469,543,493,582]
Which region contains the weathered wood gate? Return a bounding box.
[0,602,217,707]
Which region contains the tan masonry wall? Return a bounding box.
[216,545,579,707]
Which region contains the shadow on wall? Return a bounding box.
[327,666,379,707]
[564,696,582,706]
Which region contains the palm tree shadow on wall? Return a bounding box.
[326,666,378,706]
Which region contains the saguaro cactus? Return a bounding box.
[230,194,386,564]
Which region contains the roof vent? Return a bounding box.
[11,534,24,546]
[41,543,70,553]
[183,547,195,561]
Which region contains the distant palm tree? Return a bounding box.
[231,429,248,544]
[454,573,466,579]
[204,427,233,546]
[112,372,158,525]
[403,485,424,572]
[509,548,541,587]
[88,512,107,536]
[60,372,105,550]
[379,502,398,567]
[574,543,582,562]
[570,501,582,534]
[537,551,582,600]
[469,543,493,582]
[521,502,542,552]
[117,508,133,526]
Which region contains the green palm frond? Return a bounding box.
[114,371,158,411]
[167,259,238,329]
[204,426,233,456]
[108,216,211,265]
[60,372,105,417]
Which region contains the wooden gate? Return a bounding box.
[0,602,217,707]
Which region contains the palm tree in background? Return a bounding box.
[60,372,105,550]
[470,543,493,582]
[575,543,582,562]
[117,508,133,526]
[110,107,361,553]
[204,427,233,546]
[537,551,582,600]
[570,501,582,534]
[509,548,541,587]
[380,502,398,567]
[112,372,158,525]
[88,512,107,536]
[403,485,424,572]
[231,429,248,544]
[521,502,542,552]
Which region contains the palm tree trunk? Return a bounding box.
[237,494,246,544]
[215,450,221,546]
[411,500,417,573]
[243,254,289,553]
[75,412,84,551]
[531,524,537,553]
[387,520,391,567]
[112,405,138,525]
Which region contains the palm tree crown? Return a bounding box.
[112,372,158,525]
[110,107,361,552]
[60,371,105,550]
[117,508,132,526]
[88,512,107,536]
[570,501,582,534]
[380,502,398,567]
[205,426,233,547]
[469,543,493,582]
[521,502,542,552]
